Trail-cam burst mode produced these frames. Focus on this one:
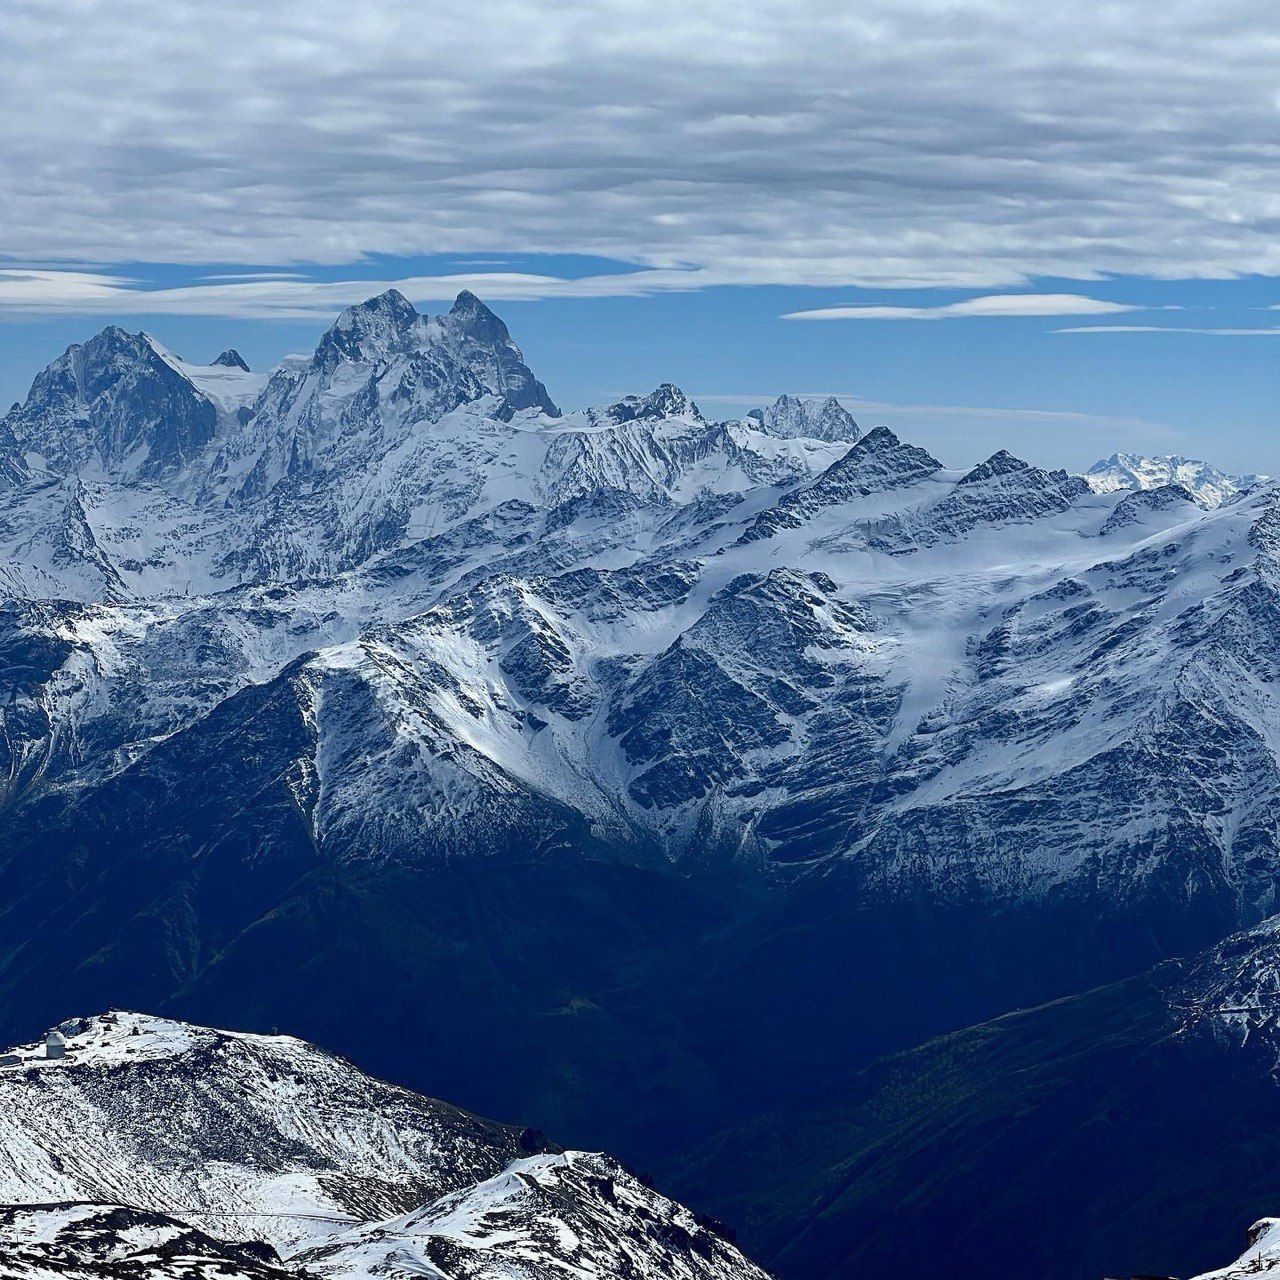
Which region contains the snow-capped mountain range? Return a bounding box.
[4,290,1280,1273]
[0,1011,765,1280]
[3,293,1275,920]
[1083,451,1266,507]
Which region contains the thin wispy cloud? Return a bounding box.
[0,272,1197,324]
[1059,325,1280,335]
[1,1,1278,289]
[0,267,709,320]
[199,272,313,282]
[783,295,1144,321]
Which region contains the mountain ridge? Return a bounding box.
[672,915,1280,1280]
[1084,450,1266,507]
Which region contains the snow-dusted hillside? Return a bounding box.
[0,1011,546,1253]
[0,1013,766,1280]
[1193,1219,1280,1279]
[299,1152,763,1280]
[1084,451,1265,507]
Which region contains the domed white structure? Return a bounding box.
[44,1030,67,1060]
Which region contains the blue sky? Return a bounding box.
[2,1,1276,474]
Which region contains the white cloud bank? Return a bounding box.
[0,267,709,320]
[2,0,1278,296]
[783,294,1144,321]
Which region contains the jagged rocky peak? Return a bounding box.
[738,423,943,542]
[959,448,1030,484]
[448,287,511,344]
[956,449,1091,506]
[590,382,704,426]
[806,424,943,495]
[31,324,158,397]
[439,289,560,417]
[212,348,250,371]
[2,323,217,480]
[831,423,940,474]
[747,393,860,442]
[311,287,423,370]
[787,424,943,506]
[853,423,900,451]
[309,288,559,417]
[1099,481,1200,534]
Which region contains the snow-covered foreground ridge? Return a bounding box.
[1192,1218,1280,1279]
[0,1011,767,1280]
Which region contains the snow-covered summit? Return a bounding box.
[746,393,859,442]
[586,382,704,427]
[0,1010,546,1253]
[314,287,422,368]
[1084,452,1265,507]
[310,288,558,418]
[0,1009,293,1070]
[4,325,220,482]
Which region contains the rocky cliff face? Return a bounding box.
[746,393,859,442]
[4,327,220,482]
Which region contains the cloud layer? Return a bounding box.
[783,294,1143,321]
[4,1,1279,291]
[0,267,709,319]
[1058,324,1280,336]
